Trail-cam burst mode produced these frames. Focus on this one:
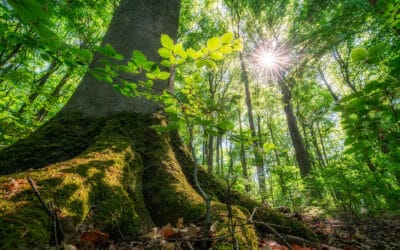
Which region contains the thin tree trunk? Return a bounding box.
[278,78,312,177]
[332,47,357,93]
[238,108,250,193]
[317,66,339,103]
[267,119,281,166]
[239,53,267,199]
[0,43,22,68]
[310,122,326,168]
[18,60,59,114]
[316,121,329,165]
[207,134,214,173]
[36,67,75,121]
[220,135,224,174]
[216,134,221,175]
[202,126,208,166]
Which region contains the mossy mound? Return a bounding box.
[253,206,318,241]
[211,202,258,249]
[0,112,317,249]
[0,113,105,175]
[0,114,152,248]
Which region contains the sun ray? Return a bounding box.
[250,41,291,80]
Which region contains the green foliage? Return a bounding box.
[0,0,117,146]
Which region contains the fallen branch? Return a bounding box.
[27,177,64,247]
[163,233,230,242]
[249,207,322,250]
[249,207,293,250]
[27,177,52,217]
[286,235,321,249]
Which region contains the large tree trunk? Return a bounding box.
[62,0,180,116]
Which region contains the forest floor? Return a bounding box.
[259,212,400,250]
[66,212,400,250]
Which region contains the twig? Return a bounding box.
[249,207,257,221]
[28,177,64,247]
[286,235,321,249]
[163,233,230,242]
[27,177,52,218]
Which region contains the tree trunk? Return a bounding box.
[61,0,180,116]
[332,47,357,93]
[207,134,214,173]
[277,78,312,177]
[36,67,75,121]
[238,108,250,193]
[317,65,339,103]
[18,60,59,114]
[239,53,267,199]
[310,122,327,168]
[316,121,329,166]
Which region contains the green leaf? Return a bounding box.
[205,59,217,68]
[158,48,172,59]
[104,75,113,83]
[219,46,232,54]
[221,32,234,44]
[161,60,172,67]
[157,71,171,80]
[196,59,206,68]
[207,37,221,51]
[161,34,174,50]
[351,48,367,61]
[99,43,117,57]
[210,52,224,61]
[113,53,123,61]
[186,48,198,59]
[233,41,243,51]
[132,50,147,66]
[173,43,187,59]
[146,73,156,79]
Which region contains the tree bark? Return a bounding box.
[238,108,250,193]
[207,134,214,173]
[277,78,312,177]
[18,60,59,114]
[62,0,180,116]
[332,47,357,93]
[36,67,75,121]
[239,53,267,199]
[317,65,339,103]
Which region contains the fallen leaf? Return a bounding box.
[162,223,179,238]
[80,230,109,245]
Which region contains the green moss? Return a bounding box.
[0,112,153,247]
[0,113,105,175]
[140,115,205,225]
[254,206,318,241]
[211,202,258,249]
[0,111,318,249]
[172,141,318,242]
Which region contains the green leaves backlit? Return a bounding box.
[157,32,242,69]
[93,32,242,101]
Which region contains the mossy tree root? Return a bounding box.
[0,112,315,249]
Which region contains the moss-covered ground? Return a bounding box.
[0,112,317,249]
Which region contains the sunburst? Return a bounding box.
[251,41,291,79]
